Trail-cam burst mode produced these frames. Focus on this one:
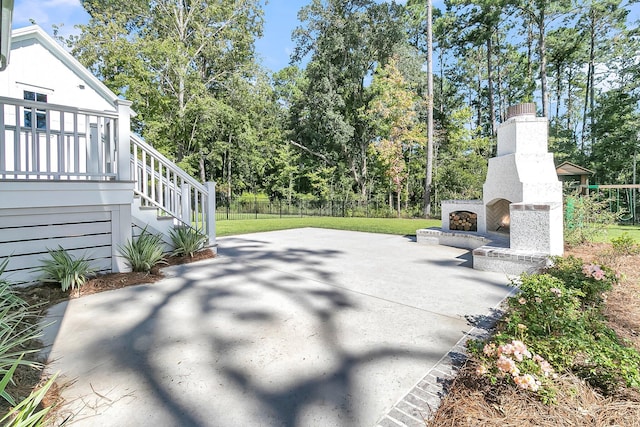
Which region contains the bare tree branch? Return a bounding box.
[289,140,333,165]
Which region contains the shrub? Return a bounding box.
[564,194,618,246]
[0,261,41,377]
[610,232,640,256]
[0,261,57,426]
[473,262,640,399]
[169,227,208,257]
[0,358,58,427]
[39,247,94,293]
[544,256,617,306]
[120,227,165,272]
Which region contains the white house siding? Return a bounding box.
[0,36,113,111]
[0,180,133,285]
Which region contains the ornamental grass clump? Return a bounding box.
[39,247,94,293]
[120,227,166,272]
[169,226,207,258]
[471,258,640,402]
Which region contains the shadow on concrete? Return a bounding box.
[65,238,442,427]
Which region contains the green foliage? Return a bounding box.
[0,360,57,427]
[0,265,42,392]
[170,227,208,258]
[120,227,166,273]
[609,232,640,256]
[564,194,618,246]
[237,192,270,204]
[474,258,640,399]
[69,0,267,184]
[39,247,94,293]
[544,256,617,306]
[0,262,56,426]
[434,107,490,203]
[291,0,406,199]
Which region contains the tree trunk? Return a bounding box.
[527,8,534,84]
[589,13,596,152]
[199,150,205,182]
[227,136,232,199]
[582,12,595,154]
[538,9,548,117]
[487,36,496,135]
[495,33,505,122]
[567,67,574,137]
[424,0,434,218]
[555,63,561,123]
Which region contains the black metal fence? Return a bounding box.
[215,198,418,220]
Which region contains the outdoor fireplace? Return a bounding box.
[425,103,564,273]
[485,199,511,233]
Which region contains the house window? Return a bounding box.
[23,90,48,129]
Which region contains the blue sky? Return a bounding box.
[11,0,425,72]
[11,0,638,73]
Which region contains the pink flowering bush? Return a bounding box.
[471,260,640,399]
[475,338,555,398]
[544,255,618,306]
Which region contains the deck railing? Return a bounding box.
[0,96,121,180]
[0,95,216,246]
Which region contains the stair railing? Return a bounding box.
[130,133,216,247]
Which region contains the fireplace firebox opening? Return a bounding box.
[486,198,511,234]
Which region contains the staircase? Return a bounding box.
[129,134,216,252]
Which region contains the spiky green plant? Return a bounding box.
[39,247,94,293]
[0,357,57,427]
[119,227,166,272]
[169,227,208,258]
[0,259,57,427]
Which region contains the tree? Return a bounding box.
[577,0,629,153]
[290,0,405,201]
[70,0,266,182]
[434,107,490,203]
[589,89,640,184]
[366,57,426,216]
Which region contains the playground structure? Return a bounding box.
[581,184,640,224]
[556,161,640,224]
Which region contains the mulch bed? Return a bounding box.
[427,242,640,426]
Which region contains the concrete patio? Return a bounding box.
[42,228,514,426]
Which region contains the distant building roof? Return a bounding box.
[556,161,594,176]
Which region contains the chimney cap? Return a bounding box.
[506,103,537,119]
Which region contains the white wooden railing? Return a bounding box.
[130,134,216,246]
[0,96,121,180]
[0,95,216,247]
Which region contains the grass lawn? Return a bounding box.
[601,224,640,242]
[215,216,640,242]
[216,216,441,237]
